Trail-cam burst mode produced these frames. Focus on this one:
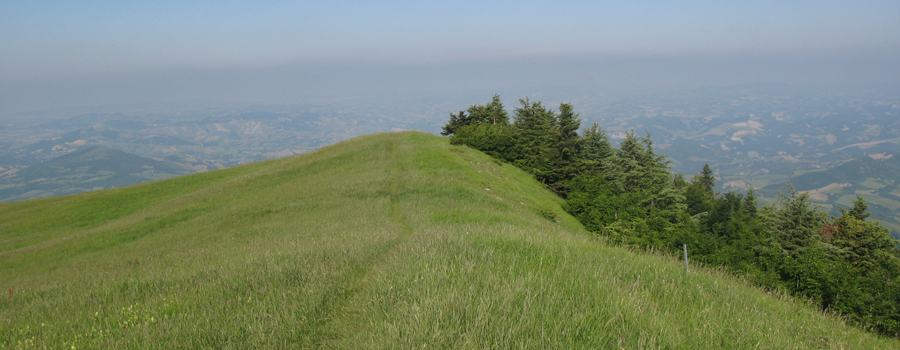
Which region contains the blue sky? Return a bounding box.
[1,1,898,112]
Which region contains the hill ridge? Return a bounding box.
[0,131,896,348]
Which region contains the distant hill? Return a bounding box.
[0,132,893,348]
[787,156,900,192]
[0,146,192,202]
[760,154,900,236]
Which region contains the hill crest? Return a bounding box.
[0,131,895,348]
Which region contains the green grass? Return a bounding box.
[1,131,897,349]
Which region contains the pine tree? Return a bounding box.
[847,195,871,221]
[683,164,717,216]
[549,103,582,194]
[556,103,581,153]
[672,173,687,190]
[512,98,557,183]
[441,111,470,136]
[833,196,897,269]
[826,196,900,335]
[580,123,614,173]
[742,188,758,217]
[608,131,682,216]
[764,183,826,252]
[610,130,646,192]
[441,95,510,136]
[698,164,716,196]
[483,94,510,125]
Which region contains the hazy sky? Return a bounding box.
[2,1,899,113]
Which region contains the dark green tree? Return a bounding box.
[580,123,615,173]
[608,131,681,215]
[832,199,898,271]
[697,164,715,194]
[556,103,581,155]
[824,197,900,335]
[764,183,826,252]
[441,110,470,136]
[683,164,716,216]
[847,195,871,221]
[742,188,758,217]
[449,123,517,162]
[441,94,509,136]
[568,130,690,248]
[467,94,510,125]
[548,103,583,194]
[512,98,557,184]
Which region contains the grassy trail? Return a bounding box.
[309,135,418,347]
[1,131,898,349]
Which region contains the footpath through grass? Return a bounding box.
[1,131,897,349]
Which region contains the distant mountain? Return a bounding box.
[0,146,192,202]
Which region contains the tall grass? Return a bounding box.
[1,131,896,349]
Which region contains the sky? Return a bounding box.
[2,1,899,114]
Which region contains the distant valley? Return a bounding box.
[570,85,900,234]
[758,155,900,235]
[0,102,452,202]
[0,146,191,202]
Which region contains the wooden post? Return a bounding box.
[683,243,689,273]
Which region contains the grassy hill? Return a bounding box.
[1,131,896,348]
[0,146,192,203]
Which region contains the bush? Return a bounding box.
[450,124,517,162]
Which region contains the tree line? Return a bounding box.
[444,95,900,337]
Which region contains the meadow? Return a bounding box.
[1,131,897,348]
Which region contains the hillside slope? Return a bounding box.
[1,132,896,348]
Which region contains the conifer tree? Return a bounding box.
[742,188,758,217]
[847,195,871,221]
[672,173,687,190]
[764,183,826,252]
[683,164,717,216]
[610,130,646,192]
[607,131,682,217]
[580,123,614,173]
[441,111,470,136]
[483,94,510,125]
[550,103,582,194]
[698,164,715,195]
[512,98,557,183]
[833,197,897,269]
[441,95,510,136]
[556,103,581,154]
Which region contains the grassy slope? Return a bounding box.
[1,131,896,349]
